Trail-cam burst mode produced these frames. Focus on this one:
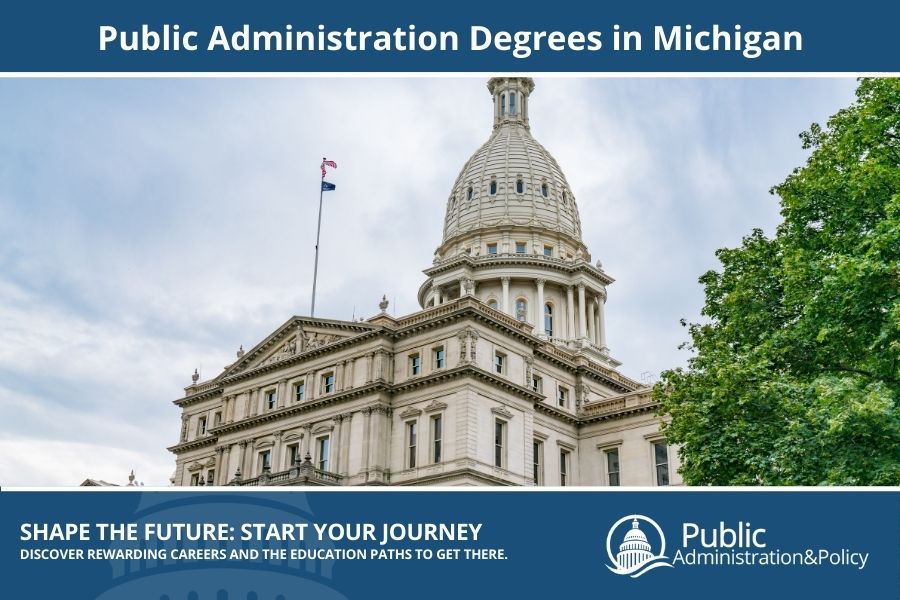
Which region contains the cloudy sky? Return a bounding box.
[0,77,857,486]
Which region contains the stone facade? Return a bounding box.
[168,77,681,487]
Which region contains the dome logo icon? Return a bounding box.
[606,515,674,578]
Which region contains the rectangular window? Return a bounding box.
[288,443,300,467]
[213,411,222,427]
[322,372,335,394]
[206,469,215,485]
[318,437,330,472]
[533,440,543,485]
[606,448,620,487]
[190,473,199,486]
[433,346,445,369]
[432,415,443,463]
[487,243,498,255]
[560,450,570,486]
[557,386,569,408]
[295,381,305,402]
[532,375,543,393]
[543,245,553,257]
[259,450,271,473]
[410,353,422,376]
[197,416,207,436]
[654,442,670,486]
[515,241,526,254]
[266,389,277,409]
[407,422,417,469]
[494,351,505,374]
[494,420,506,468]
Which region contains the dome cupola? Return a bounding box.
[440,77,584,253]
[419,78,618,367]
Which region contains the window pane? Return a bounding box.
[654,442,669,486]
[654,442,668,464]
[657,464,669,486]
[607,450,619,473]
[319,438,330,471]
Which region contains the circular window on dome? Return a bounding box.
[541,182,549,198]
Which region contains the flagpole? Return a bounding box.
[310,157,326,318]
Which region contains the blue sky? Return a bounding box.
[0,77,857,485]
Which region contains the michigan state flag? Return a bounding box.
[321,181,336,192]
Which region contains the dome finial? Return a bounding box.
[487,77,535,130]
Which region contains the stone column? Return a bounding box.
[361,408,372,473]
[273,431,284,471]
[225,396,234,423]
[220,444,233,484]
[335,362,344,392]
[588,300,596,345]
[567,286,575,340]
[277,380,287,409]
[301,424,312,458]
[244,391,253,419]
[577,284,587,339]
[535,279,545,336]
[249,439,259,476]
[215,446,226,485]
[365,353,374,383]
[345,359,355,390]
[332,416,343,474]
[459,278,466,297]
[501,277,511,314]
[306,371,315,400]
[340,412,353,477]
[238,440,249,478]
[597,294,607,348]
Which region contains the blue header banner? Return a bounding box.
[2,489,898,599]
[0,0,898,72]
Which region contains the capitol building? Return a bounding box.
[168,77,681,487]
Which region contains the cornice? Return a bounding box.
[578,400,660,424]
[423,254,614,285]
[174,387,224,408]
[167,435,218,454]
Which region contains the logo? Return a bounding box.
[606,514,673,578]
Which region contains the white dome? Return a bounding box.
[441,77,583,247]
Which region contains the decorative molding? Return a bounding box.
[490,405,514,420]
[424,400,448,413]
[596,439,624,450]
[399,407,423,419]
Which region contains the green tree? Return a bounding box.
[655,78,900,485]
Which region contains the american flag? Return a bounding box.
[321,159,337,178]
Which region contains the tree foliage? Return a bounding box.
[655,78,900,485]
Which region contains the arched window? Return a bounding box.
[500,93,506,116]
[562,191,567,205]
[515,298,528,322]
[516,178,524,194]
[544,304,553,336]
[490,179,497,195]
[541,182,549,197]
[467,185,473,200]
[487,299,499,310]
[509,92,517,115]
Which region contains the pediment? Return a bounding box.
[224,317,374,377]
